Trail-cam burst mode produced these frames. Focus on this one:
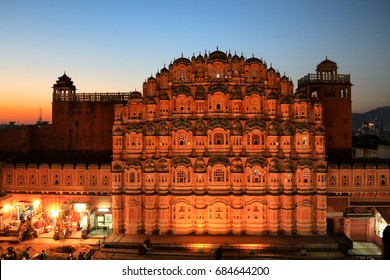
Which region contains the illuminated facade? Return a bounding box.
[1,50,389,242]
[111,50,328,235]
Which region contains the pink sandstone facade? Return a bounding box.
[0,50,389,242]
[111,50,328,235]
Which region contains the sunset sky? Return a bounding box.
[1,0,389,124]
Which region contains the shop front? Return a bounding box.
[95,208,112,231]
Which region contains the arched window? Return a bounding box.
[252,169,261,183]
[252,134,260,145]
[177,170,186,183]
[303,171,309,183]
[214,133,224,145]
[214,169,225,182]
[130,172,135,183]
[178,133,186,145]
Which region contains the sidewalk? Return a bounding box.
[37,228,106,240]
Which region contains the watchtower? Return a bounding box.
[297,58,352,161]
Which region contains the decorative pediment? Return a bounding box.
[172,85,192,97]
[126,123,143,133]
[194,120,207,136]
[172,119,192,131]
[208,156,230,167]
[143,159,156,172]
[246,157,267,168]
[245,85,263,96]
[172,157,192,168]
[245,119,266,131]
[145,123,156,136]
[208,83,228,94]
[208,118,229,130]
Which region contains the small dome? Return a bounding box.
[53,73,76,89]
[231,91,243,100]
[208,118,229,130]
[296,123,312,133]
[266,92,278,100]
[145,123,156,136]
[245,85,263,96]
[112,164,122,173]
[316,58,338,72]
[144,159,156,172]
[172,119,192,131]
[282,122,294,135]
[246,119,266,132]
[126,123,143,133]
[173,56,191,66]
[246,157,267,168]
[145,97,157,104]
[194,120,207,136]
[316,164,327,172]
[196,54,205,63]
[316,126,325,135]
[267,66,276,75]
[245,56,263,65]
[297,159,313,169]
[159,92,170,100]
[208,156,230,167]
[160,67,169,74]
[147,75,156,82]
[232,53,240,62]
[194,91,206,100]
[280,96,292,104]
[129,91,142,100]
[208,50,228,62]
[113,127,124,136]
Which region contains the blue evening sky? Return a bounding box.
[0,0,389,123]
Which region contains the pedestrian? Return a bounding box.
[144,236,151,247]
[40,250,47,260]
[215,245,223,260]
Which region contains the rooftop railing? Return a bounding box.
[53,92,134,102]
[298,74,350,86]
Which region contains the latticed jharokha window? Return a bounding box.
[214,169,225,182]
[252,134,260,145]
[303,172,309,183]
[178,133,186,145]
[253,169,261,183]
[177,170,186,183]
[214,133,224,145]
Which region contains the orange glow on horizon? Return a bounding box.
[0,103,52,124]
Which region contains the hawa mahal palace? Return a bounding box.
[0,49,389,244]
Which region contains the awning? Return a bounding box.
[377,207,390,223]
